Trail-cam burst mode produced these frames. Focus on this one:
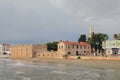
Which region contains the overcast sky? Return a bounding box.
[0,0,120,44]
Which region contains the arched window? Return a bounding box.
[68,52,71,55]
[76,45,79,49]
[76,51,79,55]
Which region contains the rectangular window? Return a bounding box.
[59,46,60,49]
[84,51,86,53]
[62,45,63,48]
[84,46,86,49]
[68,52,71,55]
[66,45,67,49]
[76,45,79,49]
[72,45,74,48]
[80,46,82,49]
[88,46,89,49]
[68,45,70,49]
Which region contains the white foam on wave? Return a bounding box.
[38,65,53,68]
[51,70,66,74]
[8,62,39,68]
[75,70,101,80]
[8,62,25,67]
[15,72,25,75]
[22,77,31,80]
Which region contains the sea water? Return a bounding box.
[0,59,120,80]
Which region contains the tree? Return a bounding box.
[78,34,86,42]
[88,33,108,55]
[118,34,120,40]
[113,34,119,40]
[46,41,58,51]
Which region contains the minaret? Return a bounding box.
[89,24,93,38]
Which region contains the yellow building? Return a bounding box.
[11,44,47,59]
[58,41,91,56]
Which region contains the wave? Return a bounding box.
[51,70,66,74]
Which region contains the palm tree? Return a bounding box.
[114,34,118,40]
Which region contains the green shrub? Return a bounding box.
[62,54,69,59]
[77,56,81,59]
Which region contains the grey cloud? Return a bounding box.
[51,0,120,36]
[0,0,79,43]
[51,0,120,17]
[0,0,119,43]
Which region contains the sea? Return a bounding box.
[0,58,120,80]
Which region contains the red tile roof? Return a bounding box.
[62,41,90,46]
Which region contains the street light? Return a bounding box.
[96,42,99,56]
[104,37,107,57]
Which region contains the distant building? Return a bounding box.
[2,43,11,56]
[102,40,120,55]
[11,44,47,58]
[0,45,3,55]
[57,41,91,56]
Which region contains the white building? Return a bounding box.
[0,43,11,57]
[102,40,120,55]
[2,43,11,56]
[0,45,3,55]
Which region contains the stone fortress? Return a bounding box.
[11,44,61,59]
[11,40,91,59]
[8,25,120,60]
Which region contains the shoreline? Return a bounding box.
[10,56,120,61]
[80,56,120,61]
[10,57,120,70]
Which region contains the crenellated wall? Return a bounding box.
[11,44,63,59]
[35,51,62,58]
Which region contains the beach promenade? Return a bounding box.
[80,56,120,61]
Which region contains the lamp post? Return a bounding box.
[104,37,107,57]
[96,42,99,56]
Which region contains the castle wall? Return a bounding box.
[11,44,33,59]
[35,51,62,59]
[11,44,47,59]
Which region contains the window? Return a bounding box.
[84,46,86,49]
[68,45,70,49]
[66,45,67,48]
[62,45,63,48]
[68,52,71,55]
[80,46,82,49]
[88,46,89,49]
[113,43,115,46]
[76,45,79,49]
[58,46,60,49]
[84,51,86,53]
[72,45,74,48]
[76,51,79,55]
